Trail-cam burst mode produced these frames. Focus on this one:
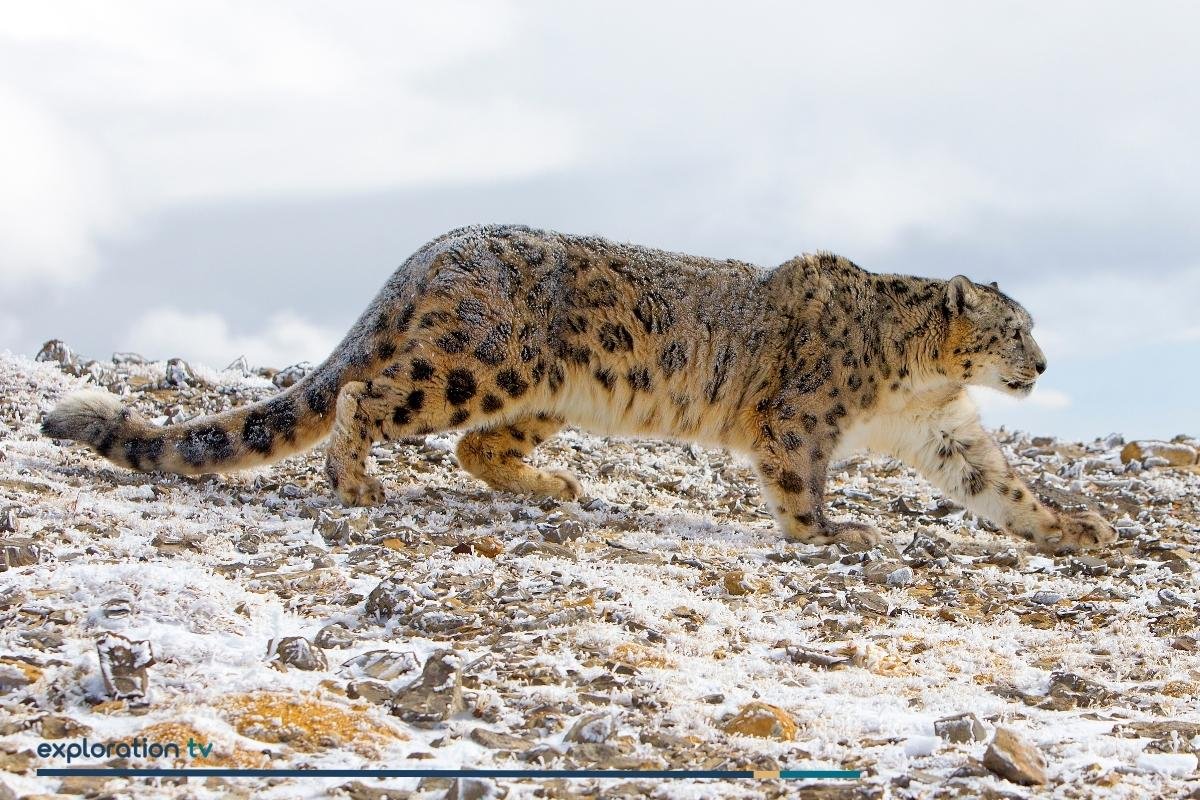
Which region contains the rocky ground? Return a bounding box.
[1,346,1199,800]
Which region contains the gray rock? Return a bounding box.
[314,509,370,545]
[411,609,478,636]
[346,680,396,704]
[96,632,155,703]
[164,357,195,388]
[538,519,585,543]
[271,636,327,671]
[111,351,146,365]
[366,575,419,621]
[1039,672,1114,710]
[1030,590,1063,605]
[273,362,314,388]
[511,540,577,561]
[234,532,263,554]
[36,339,82,374]
[391,650,464,727]
[314,623,357,650]
[0,539,38,570]
[934,712,987,743]
[443,778,500,800]
[786,645,850,670]
[469,727,532,751]
[1069,555,1108,576]
[565,712,614,743]
[341,650,419,680]
[983,727,1047,785]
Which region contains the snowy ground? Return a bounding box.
[1,350,1198,800]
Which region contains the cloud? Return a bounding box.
[0,311,22,349]
[970,385,1072,414]
[0,1,575,291]
[121,307,339,368]
[1014,266,1200,360]
[0,83,125,290]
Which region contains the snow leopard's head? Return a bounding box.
[942,276,1046,397]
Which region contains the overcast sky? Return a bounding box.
[2,2,1197,440]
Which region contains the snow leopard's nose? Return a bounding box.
[1034,360,1046,374]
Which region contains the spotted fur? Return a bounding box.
[42,224,1116,552]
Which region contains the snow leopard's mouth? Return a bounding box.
[1003,379,1035,395]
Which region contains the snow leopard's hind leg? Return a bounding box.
[456,414,581,501]
[324,353,541,506]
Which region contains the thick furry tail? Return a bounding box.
[42,366,347,475]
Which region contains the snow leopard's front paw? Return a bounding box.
[334,474,386,507]
[1037,511,1118,553]
[785,517,883,548]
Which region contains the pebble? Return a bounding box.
[272,362,314,388]
[346,680,395,704]
[1030,590,1063,605]
[391,650,465,727]
[469,727,532,751]
[40,714,91,739]
[270,636,327,671]
[314,623,358,649]
[565,713,614,744]
[443,778,499,800]
[163,357,195,388]
[934,712,987,744]
[35,339,81,373]
[723,570,759,596]
[411,609,478,635]
[786,645,850,670]
[538,519,585,543]
[511,540,576,560]
[366,575,419,621]
[0,540,38,570]
[111,351,146,365]
[1040,672,1114,710]
[341,650,420,680]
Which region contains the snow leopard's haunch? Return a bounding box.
[43,224,1116,552]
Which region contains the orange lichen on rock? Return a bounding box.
[134,721,270,768]
[721,702,799,741]
[217,692,406,757]
[612,642,674,668]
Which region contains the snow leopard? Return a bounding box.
[43,224,1116,551]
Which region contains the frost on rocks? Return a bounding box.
[96,632,155,704]
[272,361,314,388]
[984,726,1048,785]
[391,650,465,726]
[3,348,1200,798]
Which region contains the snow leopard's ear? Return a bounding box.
[945,275,980,315]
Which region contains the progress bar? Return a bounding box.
[38,768,862,780]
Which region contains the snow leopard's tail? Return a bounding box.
[41,362,351,475]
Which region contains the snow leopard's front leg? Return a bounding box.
[755,443,882,547]
[888,390,1117,552]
